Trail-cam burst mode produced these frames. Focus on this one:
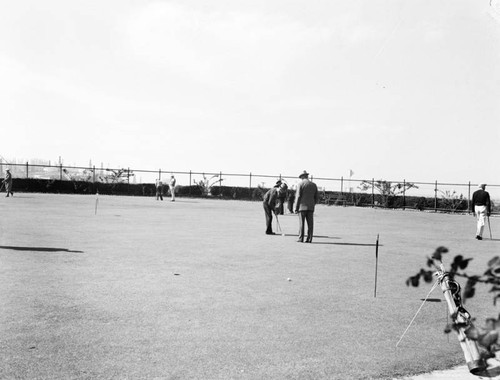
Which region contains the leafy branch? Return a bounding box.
[407,247,500,357]
[193,174,223,196]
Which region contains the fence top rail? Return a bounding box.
[2,162,499,188]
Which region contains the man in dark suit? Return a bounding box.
[294,170,318,243]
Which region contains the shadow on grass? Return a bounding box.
[420,298,442,303]
[278,234,341,239]
[0,246,84,253]
[2,196,36,199]
[310,242,382,247]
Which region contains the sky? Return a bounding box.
[1,0,499,184]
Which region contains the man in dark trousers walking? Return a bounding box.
[471,183,491,240]
[294,170,318,243]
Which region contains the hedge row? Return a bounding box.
[5,178,479,213]
[6,179,264,200]
[322,191,469,212]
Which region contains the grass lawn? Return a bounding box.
[0,193,498,379]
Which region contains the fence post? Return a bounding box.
[434,180,438,212]
[403,179,406,210]
[341,176,344,196]
[93,165,96,193]
[468,181,471,215]
[127,167,130,195]
[26,161,29,178]
[159,169,161,181]
[60,163,63,180]
[219,171,222,197]
[372,178,375,207]
[189,170,192,195]
[249,172,252,189]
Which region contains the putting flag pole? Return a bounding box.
[374,234,379,298]
[95,190,99,215]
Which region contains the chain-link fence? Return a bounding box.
[0,161,498,213]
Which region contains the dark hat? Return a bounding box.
[274,180,282,187]
[299,170,309,179]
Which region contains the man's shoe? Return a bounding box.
[266,232,276,235]
[476,235,483,240]
[297,239,303,243]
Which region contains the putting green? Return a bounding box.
[0,194,497,379]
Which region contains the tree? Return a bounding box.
[358,179,418,207]
[439,190,467,213]
[193,173,223,196]
[62,168,93,182]
[98,168,134,184]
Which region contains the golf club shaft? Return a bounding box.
[488,215,492,239]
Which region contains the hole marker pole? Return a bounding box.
[374,234,379,298]
[95,191,99,215]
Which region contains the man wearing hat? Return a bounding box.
[2,168,13,197]
[169,175,176,202]
[471,183,491,240]
[263,184,280,235]
[275,182,288,215]
[294,170,318,243]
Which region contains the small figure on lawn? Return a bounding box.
[3,168,13,197]
[155,179,163,201]
[169,175,176,202]
[470,183,491,240]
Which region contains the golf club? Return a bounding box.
[488,214,493,239]
[275,214,284,236]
